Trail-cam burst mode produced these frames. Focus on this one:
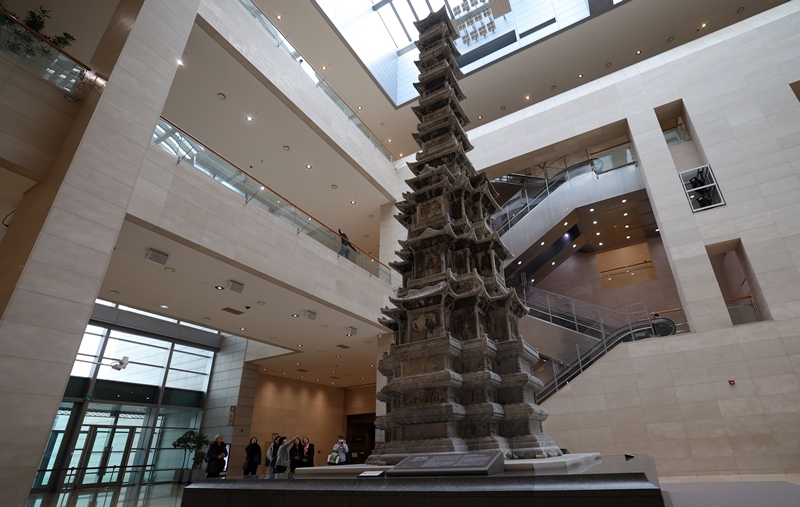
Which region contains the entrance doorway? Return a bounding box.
[346,413,375,464]
[71,426,134,488]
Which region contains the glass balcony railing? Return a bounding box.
[152,117,395,285]
[237,0,396,165]
[0,8,90,98]
[664,124,690,148]
[491,143,637,235]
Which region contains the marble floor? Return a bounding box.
[25,475,800,507]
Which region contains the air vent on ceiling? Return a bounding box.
[330,376,340,379]
[145,248,169,266]
[336,344,351,349]
[221,307,244,315]
[297,369,308,372]
[228,280,244,294]
[304,310,316,321]
[345,326,358,337]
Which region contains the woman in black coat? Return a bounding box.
[298,437,315,467]
[205,434,228,478]
[243,437,261,476]
[288,436,302,472]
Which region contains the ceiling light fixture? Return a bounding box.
[551,85,557,90]
[357,106,362,110]
[626,235,631,239]
[667,36,674,42]
[292,314,299,318]
[246,116,253,122]
[701,22,707,28]
[590,208,594,212]
[256,301,265,306]
[364,235,369,238]
[216,93,226,100]
[598,242,603,246]
[321,65,327,71]
[655,228,660,232]
[478,115,482,119]
[572,244,577,248]
[177,59,184,66]
[368,214,374,218]
[563,222,568,226]
[525,95,530,100]
[160,305,169,309]
[578,74,583,78]
[622,199,627,203]
[625,225,630,228]
[164,267,175,273]
[283,145,290,151]
[551,261,556,266]
[500,106,506,110]
[737,7,744,13]
[203,317,211,320]
[260,186,265,190]
[276,14,282,20]
[109,290,120,295]
[606,62,612,67]
[350,200,356,204]
[518,261,522,265]
[636,50,642,55]
[623,212,628,216]
[388,139,392,142]
[593,221,597,224]
[596,232,600,236]
[540,241,545,246]
[399,153,403,157]
[331,184,337,189]
[306,164,312,169]
[240,327,246,331]
[531,279,535,283]
[214,286,224,290]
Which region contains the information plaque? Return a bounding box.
[385,451,504,476]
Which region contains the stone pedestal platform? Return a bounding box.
[182,454,664,507]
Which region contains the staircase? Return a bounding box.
[515,285,675,404]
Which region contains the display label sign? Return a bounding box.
[386,451,504,476]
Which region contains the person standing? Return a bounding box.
[289,436,302,472]
[298,437,315,468]
[274,435,298,474]
[243,437,261,476]
[205,435,228,478]
[265,435,281,472]
[338,229,350,260]
[332,435,349,465]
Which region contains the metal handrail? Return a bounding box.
[156,116,393,275]
[651,295,761,323]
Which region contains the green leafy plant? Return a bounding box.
[172,430,210,469]
[0,2,75,59]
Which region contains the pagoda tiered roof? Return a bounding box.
[411,87,469,126]
[412,8,457,39]
[414,64,466,101]
[413,113,472,151]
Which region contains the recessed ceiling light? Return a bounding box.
[276,14,282,20]
[551,85,557,90]
[357,106,362,110]
[530,279,535,283]
[563,222,568,226]
[517,261,522,265]
[551,262,556,266]
[478,115,482,119]
[593,221,597,224]
[164,267,175,273]
[370,364,374,367]
[109,290,120,295]
[500,106,506,110]
[596,232,600,236]
[623,212,628,216]
[216,93,226,100]
[246,116,253,122]
[160,304,169,309]
[625,225,630,228]
[306,164,312,169]
[737,7,744,13]
[298,344,303,347]
[364,235,369,238]
[399,153,403,157]
[202,317,211,320]
[368,214,374,218]
[578,74,583,78]
[336,355,341,358]
[331,184,337,189]
[240,327,246,331]
[622,199,627,203]
[525,95,530,100]
[655,228,660,232]
[388,139,392,142]
[606,62,612,67]
[177,59,184,66]
[540,241,545,246]
[636,50,642,55]
[214,286,224,290]
[590,208,594,212]
[626,235,631,239]
[321,65,327,71]
[283,145,290,151]
[307,217,311,221]
[598,242,603,246]
[292,314,299,318]
[260,186,265,190]
[701,22,707,28]
[351,200,356,204]
[572,244,576,248]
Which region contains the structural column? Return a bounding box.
[0,1,199,504]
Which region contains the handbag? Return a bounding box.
[327,452,340,465]
[242,459,249,470]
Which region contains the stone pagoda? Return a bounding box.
[369,8,561,463]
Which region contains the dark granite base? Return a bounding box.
[182,455,664,507]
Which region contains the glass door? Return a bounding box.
[77,426,134,488]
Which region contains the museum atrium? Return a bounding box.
[1,0,799,505]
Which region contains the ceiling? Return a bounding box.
[256,0,786,165]
[100,219,386,387]
[162,23,388,256]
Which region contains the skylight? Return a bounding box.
[318,0,624,106]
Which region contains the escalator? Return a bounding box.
[514,285,676,404]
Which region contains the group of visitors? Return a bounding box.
[205,434,350,477]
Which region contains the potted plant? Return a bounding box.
[172,429,209,483]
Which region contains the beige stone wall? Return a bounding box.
[541,321,800,476]
[536,237,682,314]
[251,374,347,468]
[345,384,378,415]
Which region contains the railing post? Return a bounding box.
[547,294,553,323]
[600,311,608,353]
[571,300,579,332]
[626,311,634,340]
[552,361,558,392]
[576,342,582,372]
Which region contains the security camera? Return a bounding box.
[111,356,129,371]
[245,306,251,310]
